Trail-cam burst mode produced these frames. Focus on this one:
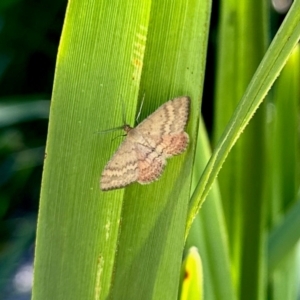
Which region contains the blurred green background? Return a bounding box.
[0,0,65,298]
[0,0,290,299]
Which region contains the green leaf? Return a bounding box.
[179,247,203,300]
[187,0,300,237]
[186,119,237,300]
[186,1,300,298]
[268,196,300,273]
[267,44,300,299]
[32,0,211,299]
[211,1,269,298]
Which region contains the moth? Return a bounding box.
[100,96,190,191]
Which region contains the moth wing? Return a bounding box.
[136,96,190,157]
[135,143,166,184]
[100,138,138,191]
[136,96,190,136]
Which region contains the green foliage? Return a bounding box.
[1,0,300,299]
[185,1,300,300]
[33,0,210,299]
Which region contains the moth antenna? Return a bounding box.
[136,93,145,123]
[111,133,126,142]
[121,97,127,125]
[95,97,128,135]
[94,125,124,135]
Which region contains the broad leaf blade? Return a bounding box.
[32,0,211,299]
